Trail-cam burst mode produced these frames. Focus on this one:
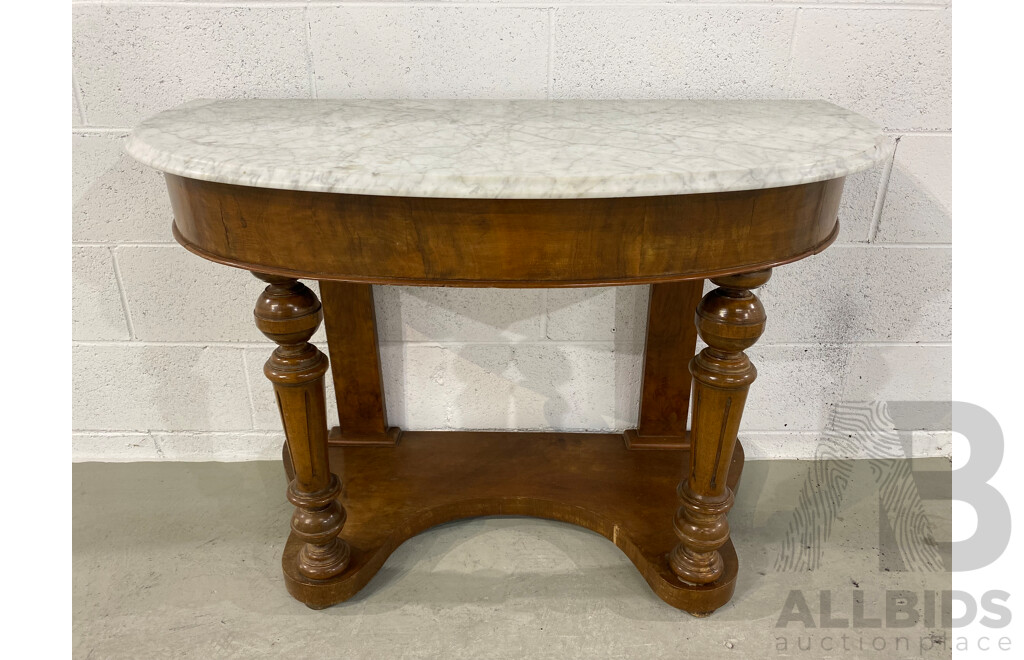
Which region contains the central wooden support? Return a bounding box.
[624,279,704,450]
[283,431,745,613]
[320,281,401,447]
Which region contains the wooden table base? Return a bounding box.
[282,431,744,616]
[158,171,846,616]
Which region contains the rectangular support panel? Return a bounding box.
[320,281,400,446]
[624,280,704,450]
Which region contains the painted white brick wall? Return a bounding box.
[71,0,952,462]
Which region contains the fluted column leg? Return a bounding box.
[253,273,350,581]
[670,269,770,585]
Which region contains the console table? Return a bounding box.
[127,99,887,616]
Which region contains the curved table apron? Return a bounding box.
[129,99,886,616]
[167,175,842,287]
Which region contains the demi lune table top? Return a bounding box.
[126,99,888,199]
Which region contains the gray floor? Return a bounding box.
[73,457,952,659]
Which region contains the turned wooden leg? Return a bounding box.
[670,269,771,585]
[253,273,350,581]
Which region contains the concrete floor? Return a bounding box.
[73,457,951,659]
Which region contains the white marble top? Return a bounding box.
[126,99,888,199]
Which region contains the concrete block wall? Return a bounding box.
[71,0,952,462]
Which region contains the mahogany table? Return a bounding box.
[127,99,887,616]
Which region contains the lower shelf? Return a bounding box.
[283,430,744,615]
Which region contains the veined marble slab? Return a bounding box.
[126,99,889,199]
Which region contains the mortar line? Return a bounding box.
[73,127,951,140]
[304,3,318,99]
[74,340,274,348]
[379,339,954,348]
[546,8,555,100]
[541,289,550,339]
[70,339,950,349]
[783,7,800,99]
[72,127,954,135]
[73,430,287,436]
[72,240,177,248]
[868,136,900,242]
[834,241,950,248]
[72,427,953,436]
[72,71,87,126]
[240,350,262,431]
[72,1,949,9]
[885,129,952,136]
[108,247,138,340]
[72,127,131,135]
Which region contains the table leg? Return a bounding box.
[253,273,350,582]
[669,269,771,587]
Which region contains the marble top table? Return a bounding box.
[128,99,887,616]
